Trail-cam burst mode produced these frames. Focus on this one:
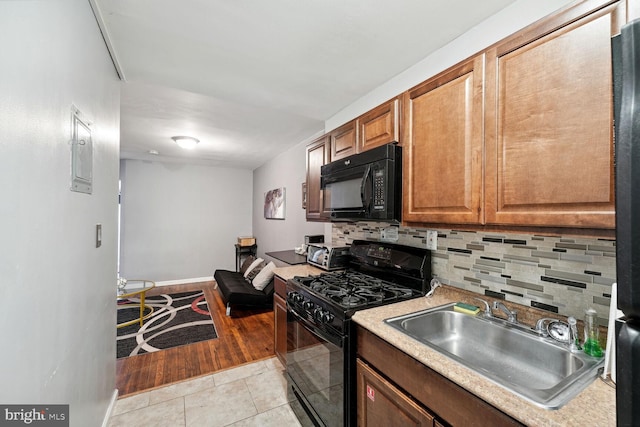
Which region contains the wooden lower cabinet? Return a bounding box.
[274,276,287,366]
[357,359,435,427]
[356,325,523,427]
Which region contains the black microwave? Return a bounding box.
[321,143,401,222]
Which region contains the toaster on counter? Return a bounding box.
[306,244,350,271]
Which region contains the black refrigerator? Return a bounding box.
[614,17,640,426]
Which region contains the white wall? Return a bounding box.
[325,0,575,131]
[0,0,120,425]
[252,138,326,264]
[120,160,253,279]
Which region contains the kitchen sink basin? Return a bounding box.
[384,303,604,409]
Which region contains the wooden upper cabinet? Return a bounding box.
[306,135,330,221]
[402,55,484,225]
[358,98,400,152]
[330,120,357,161]
[484,1,622,228]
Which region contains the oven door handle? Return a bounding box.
[360,164,372,212]
[289,307,343,348]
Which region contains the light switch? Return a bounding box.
[96,224,102,248]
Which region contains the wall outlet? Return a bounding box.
[426,229,438,250]
[381,226,399,242]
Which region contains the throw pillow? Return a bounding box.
[239,255,256,274]
[243,258,264,278]
[245,262,265,283]
[252,261,276,291]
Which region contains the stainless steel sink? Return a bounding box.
[384,303,604,409]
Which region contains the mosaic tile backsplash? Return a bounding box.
[332,222,616,326]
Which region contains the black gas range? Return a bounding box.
[287,270,422,335]
[285,239,431,427]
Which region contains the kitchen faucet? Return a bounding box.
[492,301,518,324]
[474,297,518,324]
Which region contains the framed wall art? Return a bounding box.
[264,187,285,219]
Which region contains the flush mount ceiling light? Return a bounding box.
[171,136,200,150]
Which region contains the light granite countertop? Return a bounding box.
[273,264,324,281]
[352,286,616,427]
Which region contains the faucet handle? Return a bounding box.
[535,317,556,336]
[473,297,492,317]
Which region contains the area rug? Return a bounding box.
[117,290,218,359]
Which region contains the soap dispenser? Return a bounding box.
[583,308,603,357]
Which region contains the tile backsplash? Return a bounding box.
[332,222,616,325]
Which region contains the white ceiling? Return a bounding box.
[94,0,516,169]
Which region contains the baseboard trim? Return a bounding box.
[101,389,119,427]
[155,276,214,287]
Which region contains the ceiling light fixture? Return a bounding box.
[171,136,200,150]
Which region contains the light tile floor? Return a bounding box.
[108,357,305,427]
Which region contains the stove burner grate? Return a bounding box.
[339,295,365,306]
[295,270,417,310]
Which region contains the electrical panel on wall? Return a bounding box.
[70,105,93,194]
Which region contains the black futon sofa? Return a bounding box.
[214,263,274,316]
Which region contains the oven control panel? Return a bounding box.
[367,245,392,260]
[372,168,386,210]
[286,290,342,334]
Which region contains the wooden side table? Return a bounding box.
[235,244,257,271]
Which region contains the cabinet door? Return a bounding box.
[330,120,357,160]
[274,292,287,366]
[403,55,484,224]
[358,97,400,152]
[484,2,622,228]
[357,359,434,427]
[306,135,330,221]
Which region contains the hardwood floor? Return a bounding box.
[115,280,275,397]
